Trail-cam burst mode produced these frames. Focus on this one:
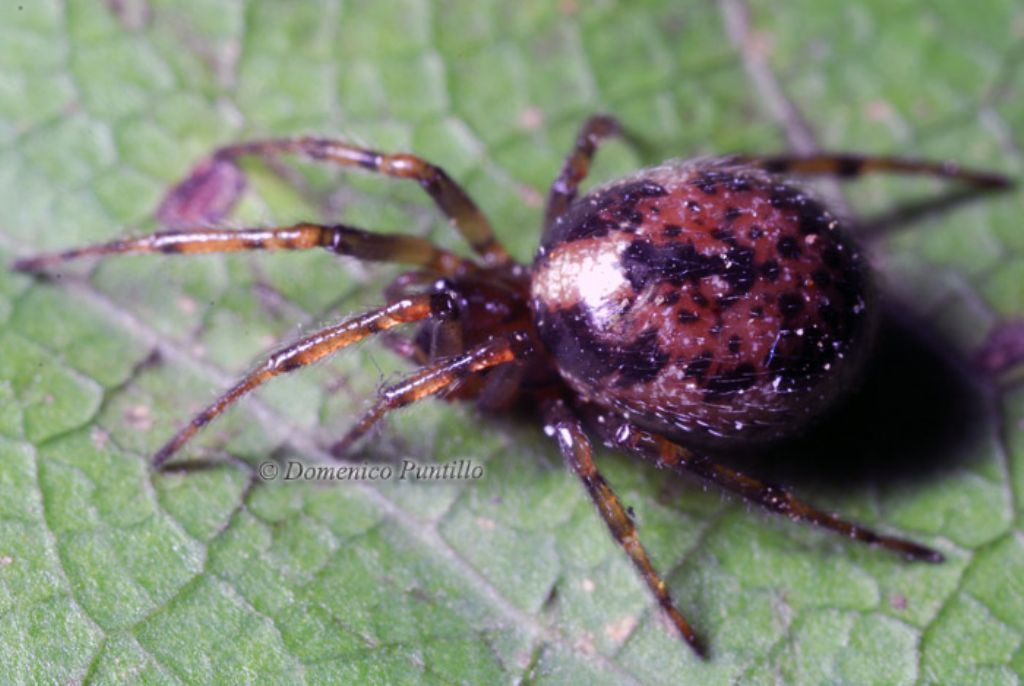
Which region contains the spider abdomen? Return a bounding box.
[530,157,875,446]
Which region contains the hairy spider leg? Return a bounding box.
[329,332,533,457]
[544,114,622,231]
[153,292,459,467]
[543,398,707,658]
[745,153,1014,190]
[601,416,944,563]
[13,222,475,276]
[211,137,511,265]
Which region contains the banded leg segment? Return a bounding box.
[603,417,943,563]
[543,398,706,657]
[544,114,622,231]
[13,222,474,276]
[744,153,1013,190]
[329,332,533,457]
[211,137,510,265]
[154,292,458,466]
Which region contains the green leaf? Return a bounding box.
[1,1,1022,683]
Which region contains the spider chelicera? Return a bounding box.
[13,115,1013,657]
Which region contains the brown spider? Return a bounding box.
[13,115,1013,657]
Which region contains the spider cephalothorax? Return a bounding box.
[13,115,1012,657]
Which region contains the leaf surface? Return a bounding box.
[0,1,1022,683]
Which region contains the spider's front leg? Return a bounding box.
[195,137,511,265]
[329,332,533,457]
[597,413,944,563]
[153,291,460,466]
[542,397,707,658]
[13,222,475,277]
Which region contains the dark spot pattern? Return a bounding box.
[693,174,719,195]
[769,185,804,210]
[621,239,756,302]
[533,304,670,387]
[542,180,667,247]
[711,228,735,244]
[727,176,752,192]
[778,292,804,318]
[684,351,713,380]
[678,309,699,324]
[823,247,845,269]
[615,328,671,386]
[799,210,828,236]
[777,236,801,259]
[621,240,719,291]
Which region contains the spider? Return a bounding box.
[13,115,1013,658]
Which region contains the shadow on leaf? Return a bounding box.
[725,300,992,490]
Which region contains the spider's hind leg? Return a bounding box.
[542,397,707,658]
[600,414,944,563]
[544,114,622,231]
[744,153,1013,190]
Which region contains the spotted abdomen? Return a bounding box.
[529,157,875,446]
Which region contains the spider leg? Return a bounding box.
[203,137,510,265]
[542,397,706,657]
[475,361,526,412]
[544,114,622,231]
[153,291,458,467]
[743,153,1013,190]
[329,332,533,457]
[13,222,475,276]
[428,318,464,360]
[600,415,943,563]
